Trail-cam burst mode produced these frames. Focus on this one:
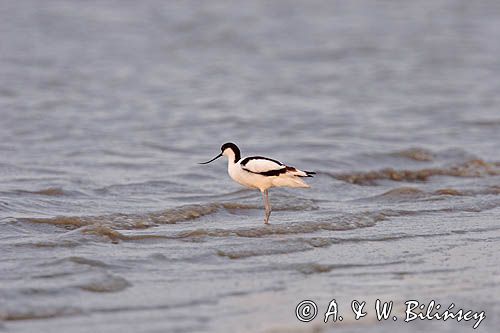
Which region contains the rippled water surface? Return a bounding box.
[1,1,500,332]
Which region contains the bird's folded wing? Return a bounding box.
[240,156,286,174]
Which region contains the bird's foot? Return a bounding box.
[264,213,271,224]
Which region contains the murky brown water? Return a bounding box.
[1,1,500,332]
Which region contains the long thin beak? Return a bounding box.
[199,153,223,164]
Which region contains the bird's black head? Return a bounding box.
[220,142,241,162]
[199,142,241,165]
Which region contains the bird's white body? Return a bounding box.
[200,143,314,224]
[224,149,310,191]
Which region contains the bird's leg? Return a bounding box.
[263,189,271,224]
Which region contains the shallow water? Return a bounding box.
[1,1,500,332]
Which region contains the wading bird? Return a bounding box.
[199,143,315,224]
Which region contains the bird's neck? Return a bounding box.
[226,149,240,164]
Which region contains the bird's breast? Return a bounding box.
[228,163,256,189]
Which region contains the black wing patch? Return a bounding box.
[248,168,287,176]
[240,156,284,167]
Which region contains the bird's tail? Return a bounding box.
[285,166,315,178]
[304,171,316,177]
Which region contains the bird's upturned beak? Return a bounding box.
[199,153,223,164]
